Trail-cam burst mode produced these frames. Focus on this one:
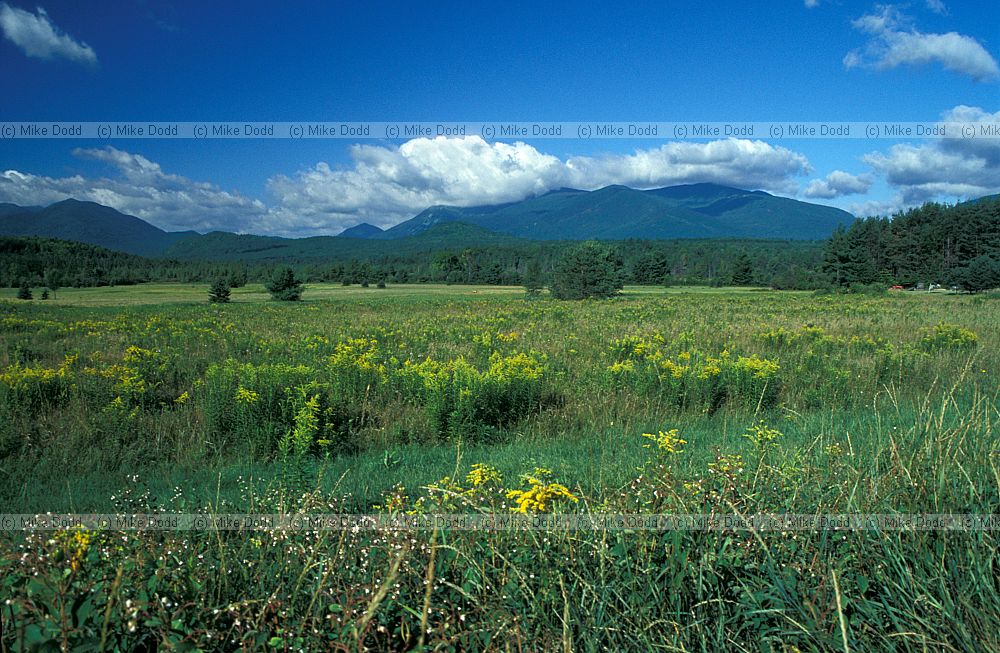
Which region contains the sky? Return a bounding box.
[0,0,998,237]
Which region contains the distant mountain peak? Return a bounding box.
[338,222,384,238]
[0,199,198,257]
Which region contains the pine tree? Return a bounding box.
[523,259,545,297]
[730,253,754,286]
[208,277,232,303]
[956,255,1000,293]
[16,282,32,300]
[632,251,669,285]
[266,267,304,301]
[550,242,623,300]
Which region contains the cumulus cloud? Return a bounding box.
[1,138,813,237]
[0,147,267,232]
[266,136,811,235]
[844,5,998,81]
[803,170,873,198]
[861,105,1000,205]
[0,3,96,64]
[846,196,908,218]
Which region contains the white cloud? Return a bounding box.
[265,136,812,236]
[0,147,267,232]
[1,138,814,238]
[0,3,96,64]
[844,5,998,81]
[925,0,947,15]
[803,170,873,198]
[846,196,908,218]
[804,0,820,7]
[861,105,1000,204]
[566,139,811,192]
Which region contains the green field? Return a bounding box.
[2,283,998,651]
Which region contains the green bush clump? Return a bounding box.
[605,336,781,412]
[202,361,352,456]
[398,352,547,438]
[919,323,978,350]
[0,355,76,415]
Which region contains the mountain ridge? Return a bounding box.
[0,199,198,257]
[0,183,856,257]
[379,183,854,241]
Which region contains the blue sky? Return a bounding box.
[1,0,998,236]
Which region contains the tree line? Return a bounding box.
[1,236,825,290]
[822,197,1000,291]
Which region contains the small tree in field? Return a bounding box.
[43,269,61,299]
[266,267,304,301]
[208,277,232,303]
[16,282,32,300]
[550,242,623,300]
[523,259,545,298]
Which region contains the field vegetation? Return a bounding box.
[1,284,998,651]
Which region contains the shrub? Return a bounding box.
[0,355,76,414]
[605,338,782,411]
[202,361,352,456]
[399,352,547,439]
[919,323,978,350]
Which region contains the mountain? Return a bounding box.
[0,199,198,257]
[381,183,854,241]
[0,185,853,260]
[0,203,41,218]
[164,222,524,262]
[338,222,384,238]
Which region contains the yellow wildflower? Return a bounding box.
[641,429,687,455]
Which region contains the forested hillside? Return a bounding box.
[822,197,1000,288]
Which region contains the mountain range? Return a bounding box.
[0,184,856,259]
[377,184,854,241]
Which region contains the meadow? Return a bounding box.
[1,283,998,651]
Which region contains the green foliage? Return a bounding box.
[823,197,1000,286]
[630,250,670,285]
[730,252,754,285]
[522,258,544,297]
[550,241,623,299]
[919,323,978,350]
[265,266,303,301]
[398,352,547,439]
[0,232,829,290]
[16,282,32,300]
[955,254,1000,293]
[207,277,231,303]
[202,360,334,456]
